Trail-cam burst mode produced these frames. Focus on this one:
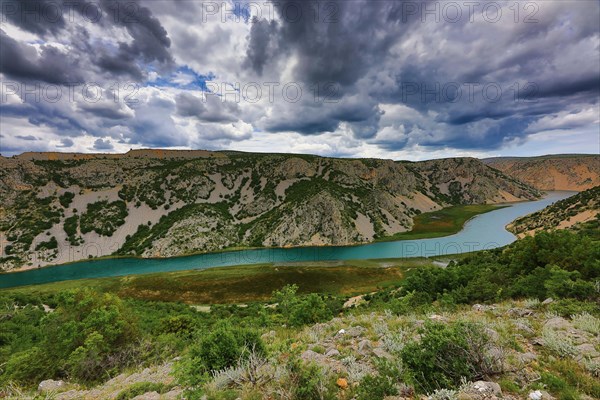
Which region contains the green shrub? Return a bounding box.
[159,315,195,337]
[356,357,404,399]
[401,321,502,393]
[548,299,600,317]
[80,200,128,236]
[177,322,265,387]
[288,360,336,400]
[272,285,333,326]
[59,192,75,208]
[2,347,51,385]
[35,236,58,251]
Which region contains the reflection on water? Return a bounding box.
[0,191,575,289]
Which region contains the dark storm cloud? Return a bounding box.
[15,135,38,141]
[531,75,600,99]
[1,0,173,83]
[93,138,113,150]
[0,0,66,35]
[0,30,84,84]
[267,0,416,88]
[92,0,174,77]
[175,92,240,123]
[244,17,278,76]
[240,0,599,149]
[57,138,74,147]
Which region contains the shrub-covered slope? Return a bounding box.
[508,186,600,237]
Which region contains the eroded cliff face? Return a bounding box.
[484,155,600,191]
[0,151,540,270]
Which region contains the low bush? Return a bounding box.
[272,285,334,326]
[401,321,503,393]
[177,322,265,388]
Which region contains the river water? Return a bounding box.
[0,191,575,289]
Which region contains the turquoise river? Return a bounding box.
[0,191,575,289]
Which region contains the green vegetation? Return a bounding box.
[2,260,410,304]
[0,192,62,262]
[0,227,598,399]
[177,322,265,387]
[34,236,58,251]
[63,215,82,245]
[510,185,599,236]
[80,200,128,236]
[368,229,599,308]
[379,204,501,241]
[58,191,75,208]
[401,322,500,392]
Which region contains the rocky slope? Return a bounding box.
[508,186,600,238]
[27,300,600,400]
[0,150,539,270]
[484,154,600,191]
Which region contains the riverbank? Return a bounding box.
[1,257,454,303]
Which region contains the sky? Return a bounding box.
[0,0,599,160]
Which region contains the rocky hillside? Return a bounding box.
[0,150,539,270]
[508,186,600,238]
[484,154,600,191]
[27,300,600,400]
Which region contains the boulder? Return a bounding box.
[301,349,326,364]
[428,314,448,323]
[38,379,65,393]
[472,381,501,395]
[261,330,276,340]
[484,327,500,342]
[544,317,572,331]
[325,348,340,357]
[345,326,366,338]
[458,380,502,400]
[507,308,534,317]
[358,339,372,354]
[575,343,600,360]
[542,298,554,305]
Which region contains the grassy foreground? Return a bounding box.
[0,228,598,399]
[0,258,440,304]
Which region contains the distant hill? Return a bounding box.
[484,154,600,191]
[508,186,600,238]
[0,151,539,270]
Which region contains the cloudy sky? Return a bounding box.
[0,0,599,160]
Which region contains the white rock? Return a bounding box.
[38,379,65,393]
[473,380,501,394]
[529,390,543,400]
[337,328,346,335]
[542,298,554,305]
